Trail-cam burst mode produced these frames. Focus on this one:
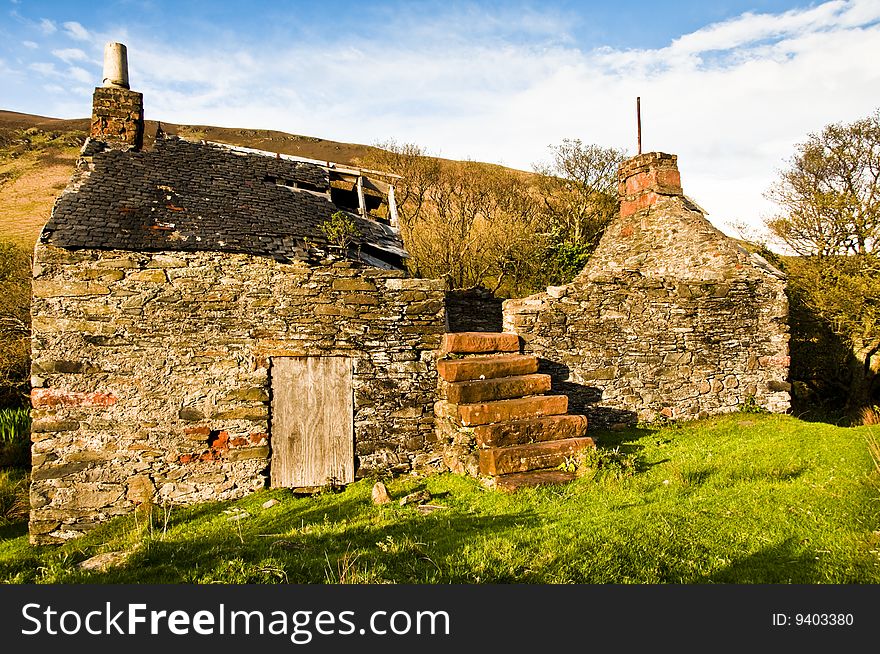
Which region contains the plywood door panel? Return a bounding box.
[270,357,354,488]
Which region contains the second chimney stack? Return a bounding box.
[618,152,683,219]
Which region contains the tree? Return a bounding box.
[533,139,627,280]
[765,109,880,415]
[766,109,880,257]
[783,254,880,415]
[358,141,441,278]
[357,138,625,295]
[0,240,31,407]
[357,143,546,294]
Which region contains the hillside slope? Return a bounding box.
[0,110,383,248]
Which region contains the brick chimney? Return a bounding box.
[90,42,144,150]
[618,152,683,218]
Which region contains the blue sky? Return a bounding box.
[2,0,880,240]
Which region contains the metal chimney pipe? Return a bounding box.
[102,42,130,89]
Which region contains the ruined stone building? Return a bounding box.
[29,45,446,544]
[504,152,791,425]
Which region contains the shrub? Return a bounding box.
[0,239,31,407]
[0,407,30,468]
[560,446,641,481]
[0,469,29,524]
[859,406,880,426]
[320,211,361,251]
[738,395,769,415]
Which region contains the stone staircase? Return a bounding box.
[435,332,594,491]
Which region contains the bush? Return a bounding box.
[559,446,641,482]
[0,407,30,468]
[0,239,31,407]
[542,237,592,285]
[320,211,361,251]
[738,395,769,415]
[0,469,29,525]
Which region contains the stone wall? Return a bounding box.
[444,286,503,333]
[504,272,790,426]
[29,245,445,544]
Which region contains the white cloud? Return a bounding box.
[63,21,90,41]
[52,48,89,63]
[0,57,27,81]
[22,40,38,49]
[67,66,92,83]
[18,0,880,243]
[29,62,58,76]
[38,18,56,35]
[669,1,852,55]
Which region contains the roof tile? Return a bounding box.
[42,136,406,268]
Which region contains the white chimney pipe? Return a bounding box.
[102,42,130,89]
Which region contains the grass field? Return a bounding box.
[0,413,877,584]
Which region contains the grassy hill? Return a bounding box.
[0,109,385,249]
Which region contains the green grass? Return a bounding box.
[0,407,29,444]
[1,413,878,584]
[0,408,29,469]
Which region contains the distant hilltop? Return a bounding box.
[0,108,379,165]
[0,110,391,248]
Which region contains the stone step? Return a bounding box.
[446,373,551,404]
[441,332,520,354]
[457,394,568,426]
[436,354,538,382]
[473,414,588,448]
[493,469,578,492]
[479,436,595,476]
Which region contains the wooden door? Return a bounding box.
[270,357,354,488]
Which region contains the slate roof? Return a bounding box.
[41,135,407,269]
